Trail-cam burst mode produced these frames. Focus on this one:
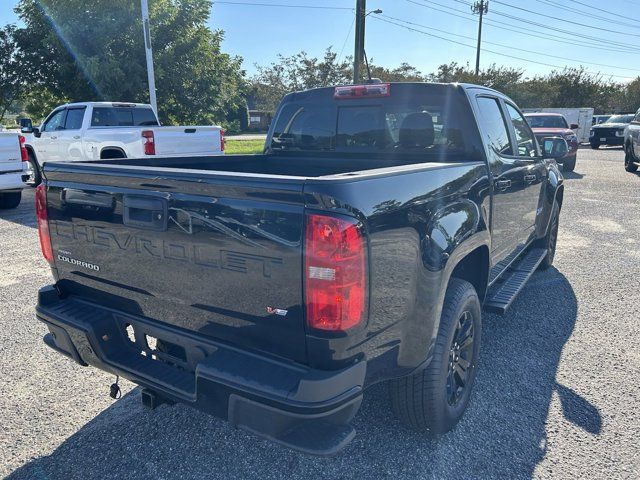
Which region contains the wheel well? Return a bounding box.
[100,147,126,159]
[25,145,36,160]
[450,246,490,302]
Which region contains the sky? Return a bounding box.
[1,0,639,82]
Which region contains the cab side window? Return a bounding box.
[505,103,538,158]
[476,97,513,156]
[42,109,66,132]
[64,108,86,130]
[634,109,640,123]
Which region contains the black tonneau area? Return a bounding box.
[91,152,475,178]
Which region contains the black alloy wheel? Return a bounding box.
[446,310,475,406]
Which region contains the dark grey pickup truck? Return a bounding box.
[34,82,567,455]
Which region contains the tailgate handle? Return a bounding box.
[123,195,168,231]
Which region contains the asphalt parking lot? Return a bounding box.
[1,148,639,479]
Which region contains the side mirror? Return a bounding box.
[33,127,41,138]
[19,118,33,133]
[541,136,568,159]
[570,123,579,130]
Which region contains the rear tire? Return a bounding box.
[590,142,600,150]
[389,278,481,435]
[0,191,22,209]
[536,200,560,270]
[625,146,638,172]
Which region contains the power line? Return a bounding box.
[491,0,639,37]
[410,0,640,52]
[406,0,639,54]
[212,1,353,10]
[562,0,640,26]
[533,0,640,30]
[337,16,356,63]
[380,14,640,73]
[370,15,636,80]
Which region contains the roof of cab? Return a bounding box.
[523,112,565,117]
[56,102,152,109]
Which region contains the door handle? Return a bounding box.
[495,179,511,191]
[73,135,81,139]
[50,136,57,140]
[524,174,537,183]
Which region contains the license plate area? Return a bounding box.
[600,137,607,142]
[91,311,220,398]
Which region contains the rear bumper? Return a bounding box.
[36,286,365,455]
[0,170,26,191]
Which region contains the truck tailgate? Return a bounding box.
[44,164,307,363]
[153,126,222,156]
[0,133,22,172]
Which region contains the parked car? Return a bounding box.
[34,82,567,455]
[623,108,640,172]
[21,102,225,185]
[0,132,28,209]
[524,112,578,171]
[589,113,635,149]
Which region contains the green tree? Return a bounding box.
[250,48,352,112]
[0,25,26,123]
[14,0,246,126]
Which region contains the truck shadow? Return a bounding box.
[562,171,584,180]
[0,187,36,229]
[7,268,594,479]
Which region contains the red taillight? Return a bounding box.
[304,213,367,331]
[334,83,390,99]
[18,135,28,161]
[220,129,225,152]
[35,184,53,264]
[142,130,155,155]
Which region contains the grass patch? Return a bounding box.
[225,139,264,155]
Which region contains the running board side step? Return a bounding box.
[484,248,547,314]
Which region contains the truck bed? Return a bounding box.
[91,152,462,178]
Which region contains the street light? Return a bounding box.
[353,1,382,84]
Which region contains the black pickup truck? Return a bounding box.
[34,82,567,455]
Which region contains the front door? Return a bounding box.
[503,102,546,243]
[37,108,66,162]
[474,95,523,263]
[54,107,86,162]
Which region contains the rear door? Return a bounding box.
[45,167,308,363]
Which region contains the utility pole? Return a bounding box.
[353,0,366,84]
[141,0,158,115]
[471,0,489,76]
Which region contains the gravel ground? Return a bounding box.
[1,148,639,479]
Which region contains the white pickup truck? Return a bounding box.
[0,132,28,209]
[22,102,224,184]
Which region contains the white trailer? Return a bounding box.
[522,107,594,143]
